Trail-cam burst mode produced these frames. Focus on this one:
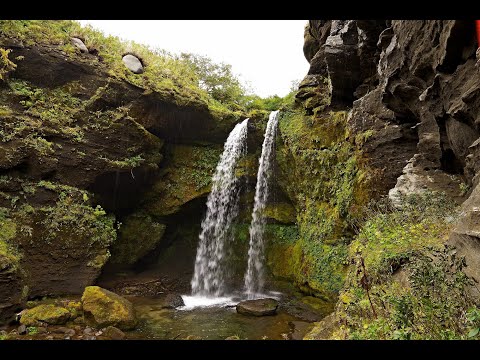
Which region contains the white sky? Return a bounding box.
[78,20,309,98]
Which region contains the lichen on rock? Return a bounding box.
[81,286,137,330]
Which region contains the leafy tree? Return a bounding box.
[180,53,245,106]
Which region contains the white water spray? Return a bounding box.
[244,110,279,298]
[191,118,249,296]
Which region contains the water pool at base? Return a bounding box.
[127,295,316,340]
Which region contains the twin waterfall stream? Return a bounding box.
[190,111,280,302]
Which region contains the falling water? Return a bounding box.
[244,110,279,298]
[191,118,249,296]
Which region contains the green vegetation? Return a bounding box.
[317,192,480,340]
[146,145,222,216]
[276,105,370,299]
[110,212,166,266]
[27,326,38,335]
[0,47,17,81]
[40,191,116,247]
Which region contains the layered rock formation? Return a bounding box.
[0,22,246,322]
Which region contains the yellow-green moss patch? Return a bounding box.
[20,304,70,326]
[81,286,137,330]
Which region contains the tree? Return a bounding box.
[180,53,245,106]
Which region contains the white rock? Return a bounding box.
[122,54,144,74]
[71,38,88,53]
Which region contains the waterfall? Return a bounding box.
[244,110,279,298]
[191,118,249,296]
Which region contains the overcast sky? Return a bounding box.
[78,20,309,98]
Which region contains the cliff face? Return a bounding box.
[0,22,245,322]
[297,20,480,339]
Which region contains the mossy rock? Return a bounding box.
[81,286,137,330]
[263,202,296,224]
[109,212,166,266]
[144,144,221,216]
[20,304,71,326]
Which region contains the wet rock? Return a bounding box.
[20,304,71,326]
[304,313,338,340]
[103,326,125,340]
[160,293,185,309]
[236,298,278,316]
[289,321,315,340]
[73,317,85,325]
[81,286,137,330]
[71,37,88,53]
[17,324,27,335]
[122,54,144,74]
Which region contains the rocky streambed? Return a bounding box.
[0,277,332,341]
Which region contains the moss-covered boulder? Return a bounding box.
[20,304,71,326]
[81,286,137,330]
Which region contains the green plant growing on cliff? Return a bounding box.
[40,189,116,247]
[276,107,366,298]
[0,47,16,81]
[330,192,475,340]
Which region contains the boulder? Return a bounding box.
[17,324,27,335]
[122,54,144,74]
[102,326,125,340]
[71,37,88,53]
[20,304,71,326]
[81,286,137,330]
[236,298,278,316]
[160,293,185,309]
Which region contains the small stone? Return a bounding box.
[64,336,71,340]
[103,326,125,340]
[86,335,96,340]
[236,298,278,317]
[122,54,144,74]
[95,331,103,336]
[71,37,88,53]
[46,335,53,340]
[18,324,27,335]
[84,327,94,335]
[53,326,71,334]
[225,335,240,340]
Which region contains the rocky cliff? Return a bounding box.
[294,20,480,339]
[0,20,247,322]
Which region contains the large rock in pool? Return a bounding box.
[81,286,137,330]
[160,293,185,309]
[122,54,144,74]
[20,304,71,326]
[236,298,278,316]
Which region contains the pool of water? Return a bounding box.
[127,294,316,340]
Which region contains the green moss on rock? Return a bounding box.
[144,144,222,216]
[110,212,166,266]
[81,286,137,330]
[263,202,296,224]
[20,304,70,326]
